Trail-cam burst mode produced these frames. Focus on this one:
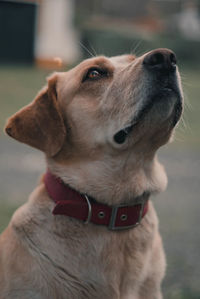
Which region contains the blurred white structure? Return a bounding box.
[35,0,80,66]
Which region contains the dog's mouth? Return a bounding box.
[113,85,183,145]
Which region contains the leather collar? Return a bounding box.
[44,170,149,231]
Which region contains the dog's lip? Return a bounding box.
[162,85,178,93]
[163,86,173,92]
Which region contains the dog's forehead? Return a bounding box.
[75,54,135,70]
[79,56,112,68]
[109,54,136,67]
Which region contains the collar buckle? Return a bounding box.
[108,200,146,231]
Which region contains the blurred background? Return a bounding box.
[0,0,200,298]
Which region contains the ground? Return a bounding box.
[0,65,199,299]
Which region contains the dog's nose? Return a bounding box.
[143,49,177,72]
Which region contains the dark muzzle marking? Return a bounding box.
[113,125,134,144]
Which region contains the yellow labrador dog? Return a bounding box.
[1,49,183,299]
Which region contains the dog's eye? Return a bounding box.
[83,68,107,82]
[88,69,101,79]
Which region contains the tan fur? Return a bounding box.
[1,50,183,298]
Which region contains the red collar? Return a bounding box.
[44,171,149,231]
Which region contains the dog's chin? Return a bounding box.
[134,87,182,126]
[113,88,183,146]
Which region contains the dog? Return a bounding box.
[1,48,183,299]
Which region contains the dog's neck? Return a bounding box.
[47,151,167,206]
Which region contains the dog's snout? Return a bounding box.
[143,49,177,72]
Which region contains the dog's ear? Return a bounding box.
[5,74,66,157]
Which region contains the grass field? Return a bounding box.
[0,64,200,299]
[0,203,17,233]
[0,65,49,129]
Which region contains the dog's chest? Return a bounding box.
[33,220,153,299]
[12,199,158,299]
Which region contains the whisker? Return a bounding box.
[79,42,95,58]
[87,41,98,57]
[130,39,143,56]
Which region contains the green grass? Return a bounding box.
[0,65,50,129]
[175,67,200,148]
[0,203,18,233]
[164,288,200,299]
[0,65,51,231]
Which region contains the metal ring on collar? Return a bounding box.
[84,194,92,224]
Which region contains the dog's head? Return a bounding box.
[5,49,183,156]
[5,49,183,201]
